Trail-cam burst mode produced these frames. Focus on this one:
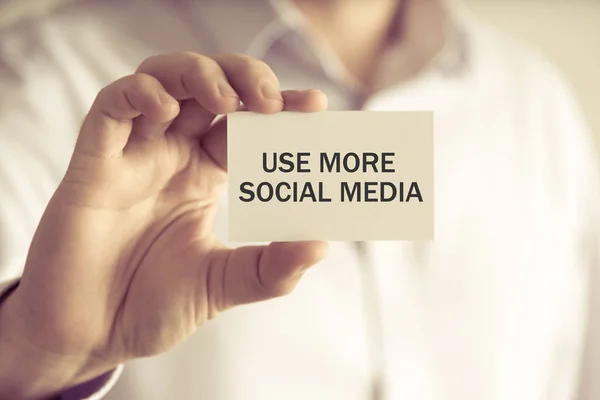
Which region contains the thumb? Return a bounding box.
[213,241,329,310]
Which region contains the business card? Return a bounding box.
[227,111,434,241]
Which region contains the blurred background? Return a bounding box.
[463,0,600,150]
[1,0,598,148]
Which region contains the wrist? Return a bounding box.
[0,288,114,400]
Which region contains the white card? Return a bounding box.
[227,111,434,242]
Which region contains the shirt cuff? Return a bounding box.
[60,365,124,400]
[0,279,124,400]
[0,278,19,300]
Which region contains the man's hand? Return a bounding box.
[0,52,329,399]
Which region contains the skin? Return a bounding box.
[0,52,328,399]
[292,0,447,88]
[292,0,401,85]
[0,1,448,398]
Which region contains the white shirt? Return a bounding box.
[0,1,599,399]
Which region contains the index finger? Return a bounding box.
[136,52,286,115]
[136,52,240,115]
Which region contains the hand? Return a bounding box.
[0,52,329,399]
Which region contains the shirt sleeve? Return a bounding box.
[550,68,600,399]
[60,365,124,400]
[578,179,600,399]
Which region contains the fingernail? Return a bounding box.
[217,80,239,99]
[261,82,283,102]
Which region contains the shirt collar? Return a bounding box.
[190,0,471,76]
[186,0,284,57]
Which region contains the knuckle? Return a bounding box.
[180,50,201,59]
[136,54,160,73]
[233,54,269,74]
[96,74,158,112]
[123,73,160,100]
[95,83,123,109]
[187,55,220,79]
[95,84,111,102]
